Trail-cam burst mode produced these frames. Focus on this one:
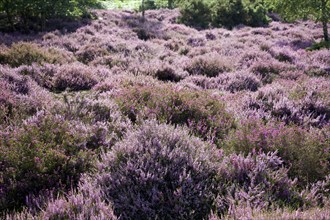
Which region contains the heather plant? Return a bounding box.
[53,63,98,92]
[96,121,219,219]
[0,111,99,211]
[216,151,301,215]
[0,42,74,67]
[53,93,132,146]
[0,65,53,126]
[244,80,330,127]
[75,44,110,64]
[250,60,284,84]
[40,177,117,220]
[184,53,233,77]
[114,84,235,144]
[185,71,261,92]
[17,63,100,92]
[16,64,59,90]
[224,119,330,185]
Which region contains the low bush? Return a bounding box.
[224,119,330,185]
[53,63,98,91]
[0,66,53,126]
[115,84,235,144]
[96,121,219,219]
[216,151,301,215]
[245,81,330,127]
[184,54,232,77]
[0,111,98,211]
[0,43,74,67]
[41,177,117,220]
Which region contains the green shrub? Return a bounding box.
[0,43,73,67]
[178,0,212,29]
[178,0,270,29]
[0,0,100,30]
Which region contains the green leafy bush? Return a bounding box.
[178,0,270,29]
[0,43,73,67]
[0,0,100,30]
[178,0,212,29]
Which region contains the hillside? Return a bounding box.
[1,9,330,219]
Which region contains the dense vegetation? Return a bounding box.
[0,0,329,219]
[0,0,100,31]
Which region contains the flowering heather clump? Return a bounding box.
[216,151,300,216]
[224,118,330,185]
[96,121,219,219]
[185,71,261,92]
[184,53,233,77]
[114,84,235,144]
[75,44,110,64]
[0,65,53,126]
[244,79,330,127]
[40,177,117,220]
[0,111,102,211]
[53,63,99,92]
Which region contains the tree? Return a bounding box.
[0,0,98,31]
[274,0,330,42]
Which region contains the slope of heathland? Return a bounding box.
[1,9,329,219]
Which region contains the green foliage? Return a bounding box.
[0,0,99,30]
[273,0,330,41]
[178,0,270,29]
[307,40,330,51]
[178,0,212,29]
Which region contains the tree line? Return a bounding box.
[0,0,329,43]
[0,0,100,31]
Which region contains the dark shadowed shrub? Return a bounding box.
[210,0,270,29]
[0,43,74,67]
[178,0,212,29]
[0,111,97,211]
[185,54,232,77]
[75,44,109,64]
[154,66,184,82]
[224,119,330,185]
[53,63,98,91]
[178,0,270,29]
[96,121,219,219]
[115,85,235,144]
